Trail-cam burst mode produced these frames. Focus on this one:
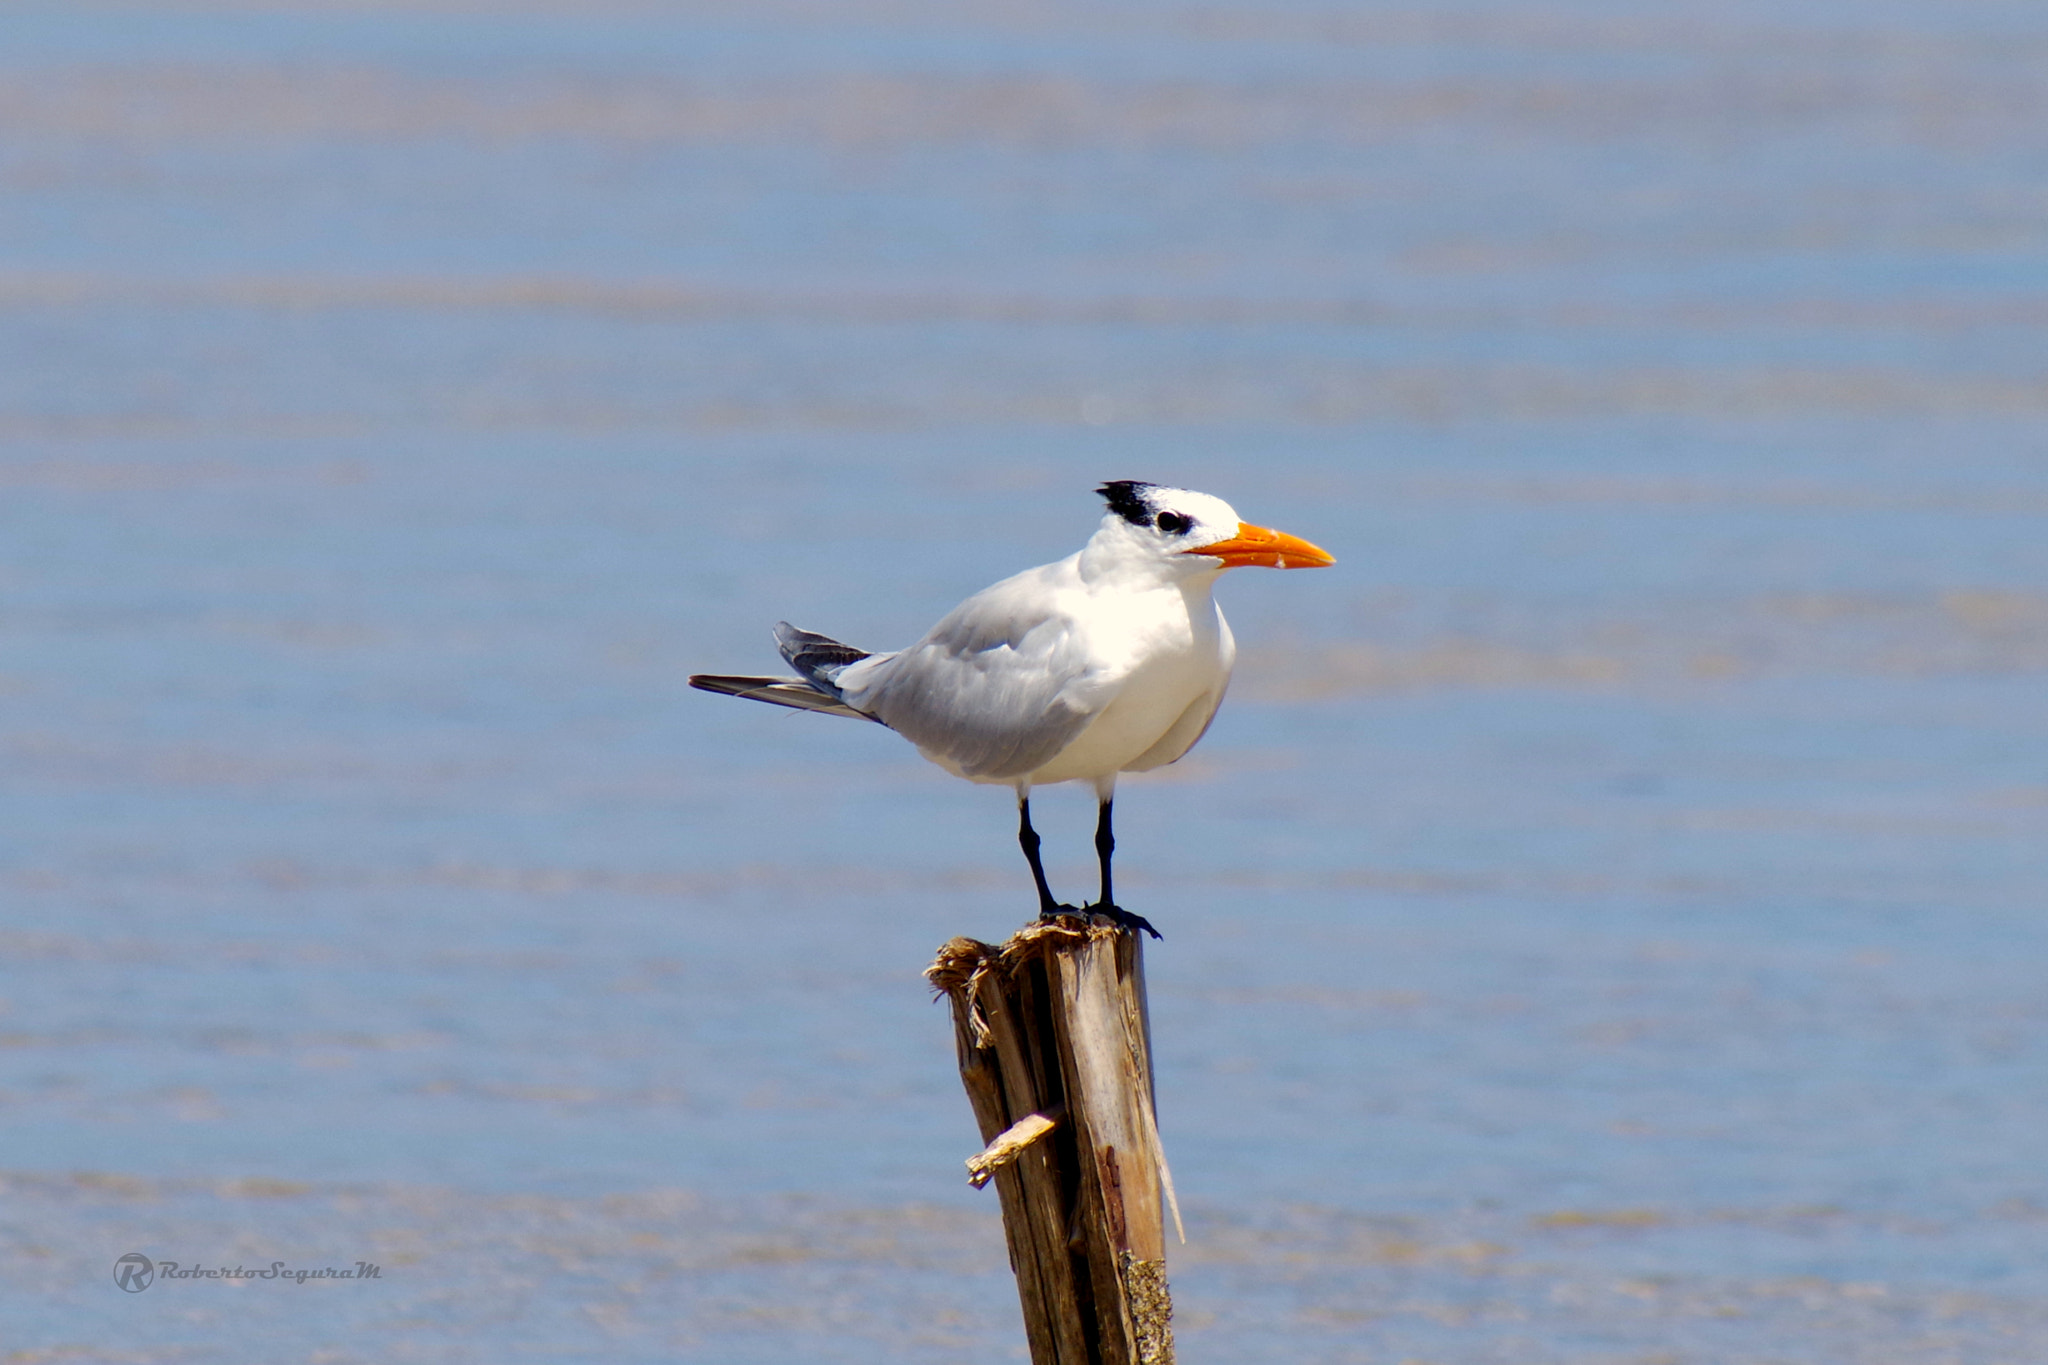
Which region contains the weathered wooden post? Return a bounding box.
[928,915,1181,1365]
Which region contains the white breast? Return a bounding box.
[1020,586,1232,786]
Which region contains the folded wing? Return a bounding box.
[840,565,1108,781]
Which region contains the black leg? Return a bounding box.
[1092,797,1115,910]
[1018,796,1062,918]
[1087,797,1160,939]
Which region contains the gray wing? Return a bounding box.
[838,561,1111,781]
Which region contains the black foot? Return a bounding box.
[1037,903,1089,927]
[1084,902,1162,940]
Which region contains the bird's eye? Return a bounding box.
[1155,512,1191,534]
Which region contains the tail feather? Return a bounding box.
[688,673,881,722]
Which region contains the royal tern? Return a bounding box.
[689,481,1333,934]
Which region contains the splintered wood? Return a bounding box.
[929,917,1177,1365]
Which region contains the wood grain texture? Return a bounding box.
[930,918,1176,1365]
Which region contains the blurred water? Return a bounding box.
[3,2,2047,1361]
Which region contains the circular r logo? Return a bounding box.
[113,1252,155,1293]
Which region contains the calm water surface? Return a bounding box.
[3,2,2046,1360]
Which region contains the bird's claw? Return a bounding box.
[1037,902,1160,940]
[1084,902,1162,940]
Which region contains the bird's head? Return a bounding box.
[1093,481,1334,575]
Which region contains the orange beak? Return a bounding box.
[1181,522,1335,570]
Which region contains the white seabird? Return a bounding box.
[690,481,1334,934]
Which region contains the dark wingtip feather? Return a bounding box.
[772,622,871,691]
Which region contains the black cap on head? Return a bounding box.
[1097,481,1160,526]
